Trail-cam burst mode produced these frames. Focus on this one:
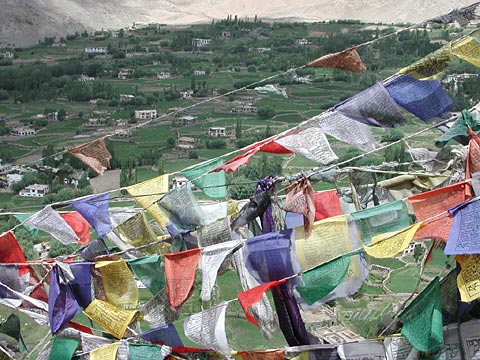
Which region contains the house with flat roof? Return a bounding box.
[209,127,226,137]
[19,184,50,197]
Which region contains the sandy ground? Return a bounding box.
[89,169,121,193]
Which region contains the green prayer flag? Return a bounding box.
[0,314,27,352]
[400,277,443,353]
[128,256,166,295]
[181,158,227,198]
[14,214,38,237]
[296,255,351,305]
[48,337,79,360]
[129,344,164,359]
[435,110,480,147]
[349,200,411,246]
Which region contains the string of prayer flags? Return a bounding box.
[398,44,453,80]
[445,196,480,254]
[84,299,138,339]
[60,211,90,245]
[13,213,38,238]
[296,253,352,305]
[158,183,206,230]
[0,314,26,353]
[140,324,184,347]
[184,301,231,357]
[201,240,243,301]
[141,288,181,327]
[90,342,119,360]
[49,337,79,360]
[115,212,162,255]
[385,74,452,122]
[24,205,79,245]
[128,256,165,296]
[283,178,315,237]
[238,279,287,327]
[95,259,138,310]
[409,181,467,242]
[235,349,284,360]
[349,200,411,246]
[275,128,338,164]
[181,158,227,198]
[429,3,479,26]
[334,82,407,127]
[129,344,164,359]
[363,222,424,258]
[313,189,342,221]
[244,229,295,284]
[67,136,111,175]
[456,254,480,302]
[435,110,480,148]
[69,263,92,308]
[399,277,443,353]
[164,248,201,308]
[452,29,480,68]
[306,47,366,73]
[0,231,28,276]
[72,193,112,238]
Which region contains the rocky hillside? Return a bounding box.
[0,0,475,47]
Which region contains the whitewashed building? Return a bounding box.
[134,110,157,120]
[208,127,226,137]
[19,184,50,197]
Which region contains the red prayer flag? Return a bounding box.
[60,212,90,245]
[244,136,292,154]
[237,349,285,360]
[314,189,342,221]
[67,321,94,334]
[210,150,259,173]
[164,248,201,308]
[408,182,467,242]
[466,129,480,197]
[307,47,366,73]
[238,279,286,327]
[283,178,316,237]
[0,231,28,276]
[67,136,112,175]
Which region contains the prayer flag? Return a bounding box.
[49,337,79,360]
[0,231,28,276]
[429,3,479,26]
[129,344,163,359]
[400,277,443,353]
[398,45,453,80]
[201,240,243,301]
[445,197,480,254]
[210,150,259,173]
[363,223,424,258]
[128,256,165,295]
[84,300,138,339]
[48,266,82,334]
[0,314,26,352]
[13,213,38,237]
[236,349,284,360]
[231,190,271,230]
[197,217,233,247]
[164,248,201,307]
[385,74,452,122]
[338,340,386,359]
[383,336,415,360]
[436,110,480,148]
[68,263,92,309]
[90,342,119,360]
[71,193,112,238]
[80,238,110,261]
[181,158,227,198]
[409,182,466,242]
[283,178,316,237]
[452,30,480,67]
[459,319,480,359]
[115,212,162,255]
[244,230,294,284]
[60,211,90,245]
[24,205,78,244]
[140,324,183,347]
[335,82,407,127]
[68,136,111,175]
[307,47,366,73]
[95,259,138,310]
[184,301,230,357]
[276,128,338,164]
[238,279,287,327]
[466,130,480,197]
[141,288,181,327]
[456,254,480,302]
[314,189,343,221]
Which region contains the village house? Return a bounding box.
[192,38,212,48]
[113,129,131,137]
[172,175,189,189]
[212,88,221,96]
[156,72,171,80]
[47,112,58,122]
[6,173,22,188]
[295,38,311,46]
[33,242,51,259]
[238,96,256,104]
[208,126,226,137]
[51,42,66,47]
[181,90,194,99]
[78,74,96,82]
[134,110,157,120]
[232,104,258,113]
[19,183,50,197]
[0,51,14,59]
[86,118,107,127]
[193,70,206,76]
[257,47,271,53]
[220,30,231,38]
[12,126,36,136]
[118,68,133,80]
[175,115,197,127]
[84,47,108,54]
[177,136,196,149]
[119,94,135,102]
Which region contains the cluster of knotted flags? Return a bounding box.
[3,10,480,360]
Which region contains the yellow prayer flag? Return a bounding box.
[84,300,138,339]
[457,254,480,302]
[452,30,480,67]
[363,222,424,258]
[126,174,170,231]
[398,45,453,80]
[295,215,353,270]
[90,342,119,360]
[95,259,139,309]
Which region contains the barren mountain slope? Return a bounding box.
[0,0,474,47]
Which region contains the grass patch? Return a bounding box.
[387,266,420,293]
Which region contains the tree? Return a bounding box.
[235,119,242,139]
[57,108,66,121]
[258,106,276,119]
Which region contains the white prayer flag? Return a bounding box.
[24,205,78,244]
